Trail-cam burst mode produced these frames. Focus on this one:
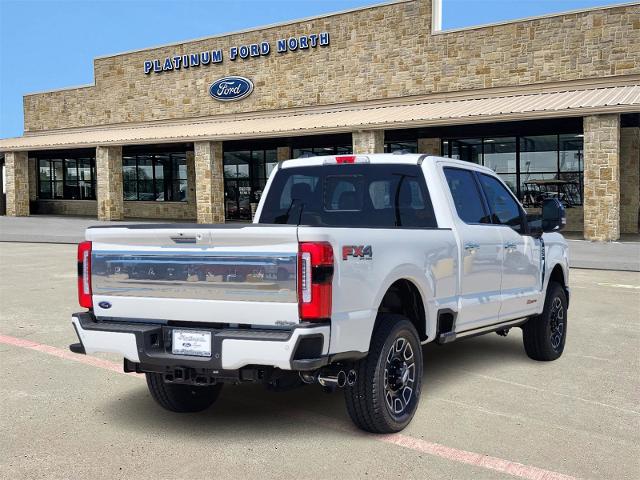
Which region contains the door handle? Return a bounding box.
[504,242,517,252]
[464,242,480,253]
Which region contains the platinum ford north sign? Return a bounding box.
[144,32,330,74]
[209,76,254,102]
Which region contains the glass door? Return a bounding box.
[223,149,276,221]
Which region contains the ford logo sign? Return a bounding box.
[209,76,254,102]
[98,301,112,309]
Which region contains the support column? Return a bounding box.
[28,157,37,201]
[583,114,620,241]
[352,130,384,154]
[194,141,225,224]
[96,146,124,221]
[418,137,441,156]
[5,151,30,216]
[277,146,291,161]
[620,126,639,234]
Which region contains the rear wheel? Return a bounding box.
[146,373,223,413]
[522,281,567,361]
[345,314,423,433]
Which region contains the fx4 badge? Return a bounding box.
[342,245,373,261]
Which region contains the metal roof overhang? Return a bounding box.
[1,84,639,152]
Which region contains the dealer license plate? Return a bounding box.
[171,329,212,357]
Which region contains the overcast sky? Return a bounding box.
[0,0,622,138]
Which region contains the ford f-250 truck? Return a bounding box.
[70,154,569,433]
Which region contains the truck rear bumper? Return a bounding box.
[71,312,330,371]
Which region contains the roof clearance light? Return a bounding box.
[325,155,370,165]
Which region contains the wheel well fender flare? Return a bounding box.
[372,264,433,341]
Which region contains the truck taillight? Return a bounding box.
[298,242,333,321]
[77,241,92,308]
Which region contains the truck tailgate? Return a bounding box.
[86,225,300,326]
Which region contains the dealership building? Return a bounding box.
[0,0,638,240]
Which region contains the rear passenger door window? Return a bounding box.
[443,168,490,224]
[478,174,525,233]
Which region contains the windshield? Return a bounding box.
[258,164,437,228]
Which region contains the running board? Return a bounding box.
[438,318,528,344]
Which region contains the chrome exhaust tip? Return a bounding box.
[317,370,347,388]
[346,369,357,386]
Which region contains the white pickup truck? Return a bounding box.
[70,154,569,433]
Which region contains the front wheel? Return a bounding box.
[345,314,423,433]
[522,281,568,361]
[146,373,223,413]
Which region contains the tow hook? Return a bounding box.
[299,367,357,388]
[496,328,510,337]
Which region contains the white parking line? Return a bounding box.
[0,333,580,480]
[595,282,640,289]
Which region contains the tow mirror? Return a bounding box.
[541,198,566,233]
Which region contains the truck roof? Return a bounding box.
[279,153,495,174]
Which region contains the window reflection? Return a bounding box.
[223,148,278,221]
[441,133,584,206]
[122,151,187,202]
[35,153,96,200]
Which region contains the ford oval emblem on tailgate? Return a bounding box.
[209,76,254,102]
[98,301,112,309]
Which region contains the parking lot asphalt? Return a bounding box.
[1,242,638,480]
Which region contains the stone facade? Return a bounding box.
[418,137,441,155]
[5,151,30,216]
[353,130,384,154]
[583,114,621,241]
[22,1,639,132]
[277,146,292,161]
[124,201,195,220]
[3,1,639,239]
[96,146,124,221]
[194,141,225,224]
[28,158,37,201]
[620,127,640,234]
[35,200,97,216]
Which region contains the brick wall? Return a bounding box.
[23,1,639,132]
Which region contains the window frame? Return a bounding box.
[223,148,278,221]
[441,133,584,206]
[442,166,494,226]
[258,164,439,229]
[475,171,528,234]
[36,154,96,201]
[122,152,187,202]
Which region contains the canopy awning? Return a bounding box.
[2,84,639,152]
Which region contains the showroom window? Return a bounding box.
[223,149,277,221]
[37,152,96,200]
[292,144,352,158]
[384,141,418,154]
[441,133,584,206]
[123,152,187,202]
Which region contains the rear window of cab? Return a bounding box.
[258,164,437,228]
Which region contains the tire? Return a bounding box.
[345,314,423,433]
[146,373,223,413]
[522,281,568,361]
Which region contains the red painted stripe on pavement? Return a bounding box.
[0,334,134,375]
[0,333,579,480]
[378,434,578,480]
